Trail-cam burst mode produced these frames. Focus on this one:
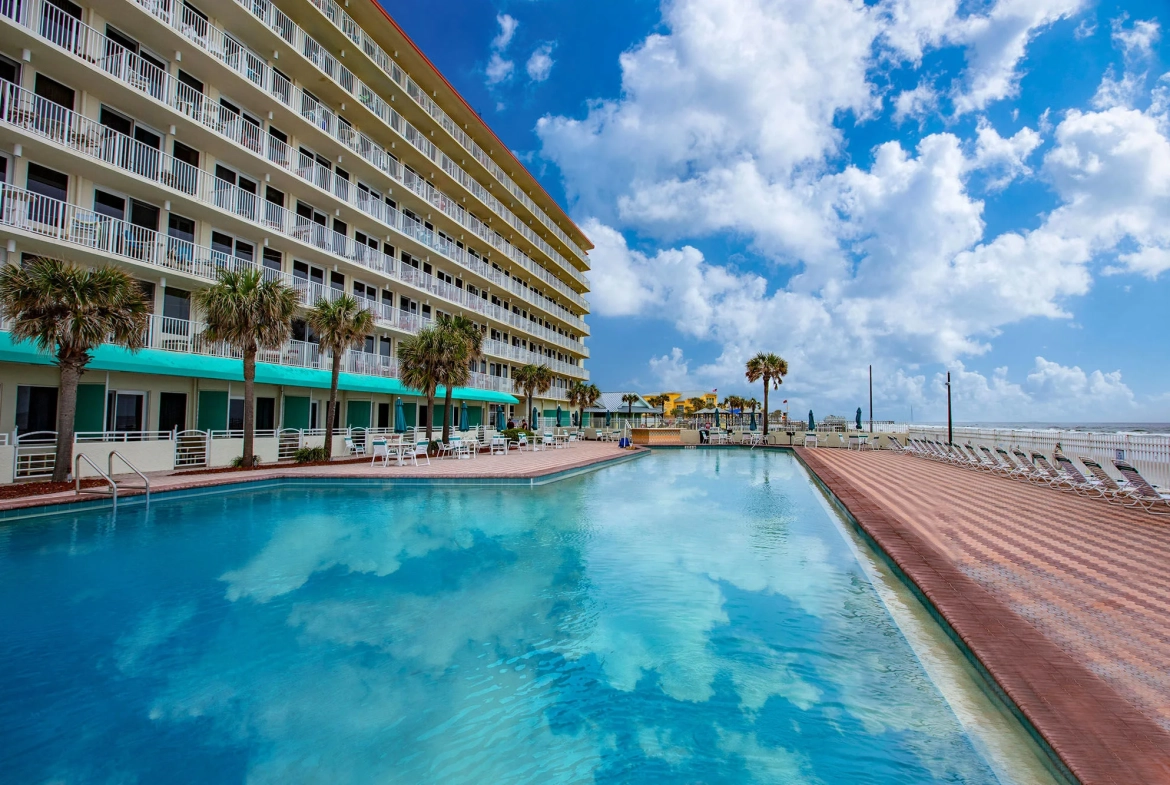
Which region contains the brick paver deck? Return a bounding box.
[796,447,1170,785]
[0,442,638,514]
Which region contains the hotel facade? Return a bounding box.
[0,0,591,475]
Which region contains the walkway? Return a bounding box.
[0,442,635,514]
[797,447,1170,785]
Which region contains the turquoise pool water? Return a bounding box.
[0,450,1062,783]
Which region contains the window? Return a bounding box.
[26,163,68,201]
[293,260,324,286]
[177,70,204,95]
[256,397,276,430]
[379,337,392,357]
[291,319,318,344]
[228,398,244,431]
[262,248,282,273]
[158,392,187,433]
[163,287,190,321]
[15,386,58,433]
[211,231,254,262]
[168,213,195,243]
[106,391,145,433]
[0,53,21,85]
[172,140,200,168]
[330,271,344,291]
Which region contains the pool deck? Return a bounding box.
[0,442,639,513]
[795,447,1170,785]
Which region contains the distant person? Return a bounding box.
[507,417,515,429]
[520,419,528,430]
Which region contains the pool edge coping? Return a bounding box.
[0,447,650,522]
[793,447,1170,785]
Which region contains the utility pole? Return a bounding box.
[946,371,953,446]
[868,364,873,433]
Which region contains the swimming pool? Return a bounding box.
[0,449,1065,783]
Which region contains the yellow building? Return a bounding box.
[649,390,718,416]
[0,0,592,475]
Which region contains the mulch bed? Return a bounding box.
[173,456,371,476]
[0,479,109,500]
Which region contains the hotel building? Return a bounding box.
[0,0,591,473]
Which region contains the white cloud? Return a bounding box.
[485,14,518,86]
[1092,17,1161,109]
[1112,16,1160,59]
[492,13,518,51]
[892,81,938,123]
[538,0,1169,418]
[526,43,555,82]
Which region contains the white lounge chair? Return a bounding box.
[369,439,389,467]
[410,440,430,466]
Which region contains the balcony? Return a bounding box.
[0,183,593,370]
[0,0,591,312]
[0,83,590,353]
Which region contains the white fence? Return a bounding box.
[909,426,1170,489]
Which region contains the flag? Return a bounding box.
[782,399,787,404]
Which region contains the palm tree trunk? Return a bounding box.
[325,352,341,459]
[243,346,256,466]
[52,362,81,483]
[441,388,453,444]
[762,379,770,437]
[425,393,435,445]
[527,392,534,430]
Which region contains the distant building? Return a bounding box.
[584,392,661,426]
[649,390,719,416]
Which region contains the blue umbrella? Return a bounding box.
[749,410,757,431]
[605,410,612,427]
[556,404,562,427]
[714,407,720,428]
[460,399,469,431]
[532,406,538,430]
[808,410,816,430]
[496,406,505,431]
[572,410,579,426]
[394,398,405,433]
[855,407,862,430]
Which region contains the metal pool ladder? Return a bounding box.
[74,451,151,508]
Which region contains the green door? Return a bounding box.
[403,402,416,427]
[283,396,309,430]
[75,383,106,432]
[467,406,482,427]
[346,400,371,428]
[197,390,228,431]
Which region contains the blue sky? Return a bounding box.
[380,0,1170,422]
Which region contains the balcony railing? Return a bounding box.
[0,78,588,336]
[0,0,590,313]
[0,184,591,373]
[0,87,588,352]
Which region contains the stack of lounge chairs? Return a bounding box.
[898,437,1169,517]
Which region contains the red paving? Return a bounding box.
[796,447,1170,785]
[0,442,639,513]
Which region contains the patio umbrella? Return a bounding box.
[605,410,612,427]
[714,407,720,427]
[532,406,539,429]
[496,406,505,431]
[749,410,757,431]
[394,398,405,433]
[855,407,862,430]
[459,400,469,431]
[572,410,579,426]
[556,404,563,427]
[808,410,816,430]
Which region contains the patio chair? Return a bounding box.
[1112,460,1170,515]
[1031,452,1080,491]
[994,447,1032,479]
[541,431,556,450]
[410,440,431,466]
[490,435,508,455]
[884,436,907,453]
[369,439,389,467]
[1053,453,1108,498]
[510,433,530,452]
[345,436,365,457]
[977,445,1013,475]
[1012,449,1057,486]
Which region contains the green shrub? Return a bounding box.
[293,446,329,464]
[501,428,534,442]
[231,455,259,468]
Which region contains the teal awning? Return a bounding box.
[0,334,518,404]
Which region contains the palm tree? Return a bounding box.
[686,396,708,414]
[744,352,788,437]
[194,268,299,467]
[435,315,484,444]
[568,381,601,427]
[0,257,150,481]
[621,393,639,423]
[511,363,553,429]
[307,295,373,459]
[646,394,669,412]
[398,325,447,445]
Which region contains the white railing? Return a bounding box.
[13,430,56,479]
[0,180,587,356]
[175,429,210,467]
[909,425,1170,489]
[230,0,591,277]
[0,433,8,446]
[74,430,175,442]
[23,0,591,304]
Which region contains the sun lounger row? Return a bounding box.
[900,438,1169,516]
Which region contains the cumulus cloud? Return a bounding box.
[485,14,518,86]
[1092,17,1161,109]
[893,81,938,123]
[526,43,555,82]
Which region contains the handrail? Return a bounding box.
[75,452,117,507]
[109,450,150,504]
